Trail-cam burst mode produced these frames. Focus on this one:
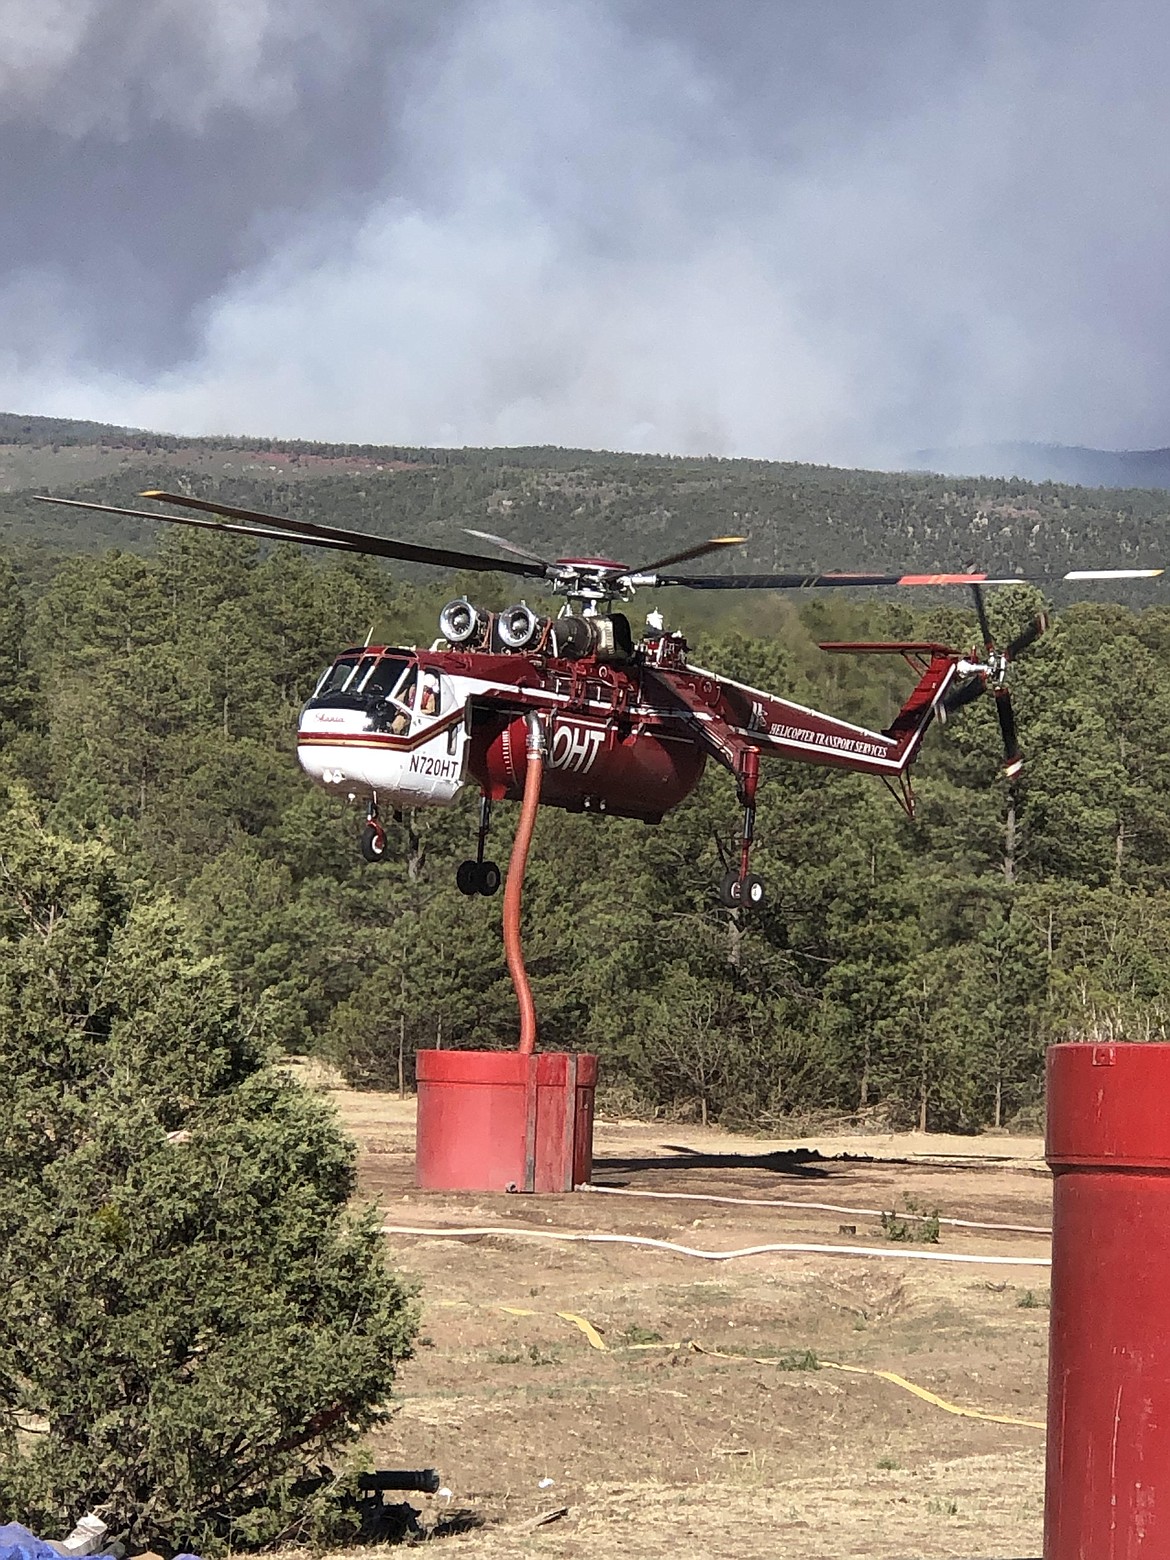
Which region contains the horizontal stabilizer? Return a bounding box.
[818,640,955,655]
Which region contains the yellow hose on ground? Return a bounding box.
[429,1300,1044,1428]
[687,1343,1045,1430]
[436,1298,609,1350]
[823,1361,1045,1430]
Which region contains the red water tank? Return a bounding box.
[415,1049,597,1193]
[1045,1042,1170,1557]
[469,712,706,823]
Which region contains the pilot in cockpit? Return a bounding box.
[389,671,416,735]
[420,673,440,717]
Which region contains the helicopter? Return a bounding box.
[35,488,1163,908]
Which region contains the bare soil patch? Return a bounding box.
[329,1087,1048,1559]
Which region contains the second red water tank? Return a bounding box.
[1046,1042,1170,1557]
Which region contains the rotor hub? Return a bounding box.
[546,562,637,608]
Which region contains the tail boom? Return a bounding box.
[681,650,962,779]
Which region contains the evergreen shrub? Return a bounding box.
[0,792,418,1553]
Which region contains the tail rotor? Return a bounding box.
[942,583,1049,779]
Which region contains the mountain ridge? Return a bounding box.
[1,414,1166,609]
[911,440,1170,491]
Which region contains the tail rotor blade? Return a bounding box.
[970,582,995,653]
[942,676,986,716]
[1005,610,1050,661]
[993,688,1023,779]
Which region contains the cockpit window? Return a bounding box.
[357,656,408,698]
[365,655,408,698]
[308,653,411,709]
[349,656,375,692]
[314,656,360,698]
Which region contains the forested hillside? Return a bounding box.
[0,414,1167,613]
[0,487,1166,1131]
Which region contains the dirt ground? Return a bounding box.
[327,1082,1051,1560]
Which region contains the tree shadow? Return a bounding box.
[428,1507,486,1538]
[592,1143,833,1181]
[590,1141,1039,1186]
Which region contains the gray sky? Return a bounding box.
[1,0,1167,465]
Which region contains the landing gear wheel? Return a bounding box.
[718,870,765,909]
[457,859,502,896]
[718,870,743,908]
[741,872,765,908]
[360,821,387,863]
[478,859,501,896]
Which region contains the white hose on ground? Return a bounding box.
[380,1224,1051,1266]
[577,1182,1052,1237]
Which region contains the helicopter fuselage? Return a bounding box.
[296,617,963,831]
[297,641,710,823]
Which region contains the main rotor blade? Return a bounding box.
[137,490,546,578]
[630,535,747,574]
[464,527,556,568]
[34,495,368,555]
[651,569,1012,589]
[1005,611,1050,660]
[646,567,1163,590]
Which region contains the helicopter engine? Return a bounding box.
[496,602,542,649]
[437,597,489,646]
[558,612,634,661]
[438,598,633,661]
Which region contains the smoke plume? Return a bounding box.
[1,0,1167,465]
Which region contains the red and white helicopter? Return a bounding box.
[38,489,1162,908]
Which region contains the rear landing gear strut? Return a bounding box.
[457,796,501,896]
[719,749,765,909]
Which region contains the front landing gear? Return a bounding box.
[457,796,501,896]
[360,798,388,863]
[360,818,387,862]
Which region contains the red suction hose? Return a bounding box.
[503,713,546,1055]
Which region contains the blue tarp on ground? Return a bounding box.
[0,1523,200,1560]
[0,1524,66,1560]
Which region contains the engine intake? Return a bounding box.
[443,599,636,661]
[497,602,543,650]
[439,597,488,647]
